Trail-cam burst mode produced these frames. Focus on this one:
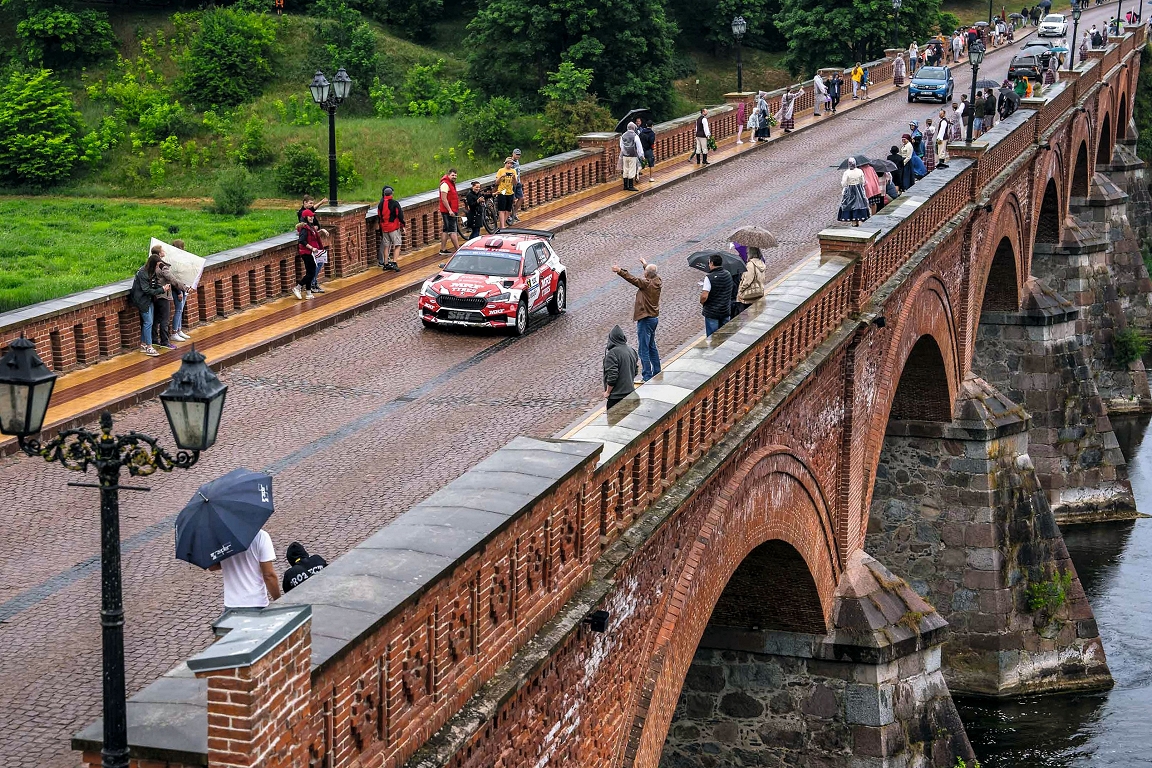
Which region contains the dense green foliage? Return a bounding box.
[0,69,84,186]
[665,0,784,52]
[775,0,944,74]
[1112,328,1150,365]
[177,8,278,110]
[1135,43,1152,162]
[311,0,381,104]
[212,167,256,215]
[275,142,327,195]
[458,96,521,158]
[536,64,613,154]
[17,6,117,67]
[464,0,679,116]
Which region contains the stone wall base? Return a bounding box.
[866,377,1113,697]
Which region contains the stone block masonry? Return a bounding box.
[866,377,1112,696]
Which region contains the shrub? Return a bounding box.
[177,9,277,110]
[275,143,326,196]
[0,69,84,186]
[233,117,274,167]
[369,77,398,117]
[1026,570,1072,614]
[374,0,442,39]
[17,7,117,68]
[1113,328,1150,365]
[937,11,962,34]
[137,102,192,145]
[537,64,613,154]
[212,167,256,215]
[337,151,360,188]
[458,96,519,159]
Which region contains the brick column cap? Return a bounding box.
[316,202,371,218]
[723,91,757,100]
[189,604,311,674]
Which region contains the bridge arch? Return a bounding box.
[1071,139,1091,198]
[1097,110,1114,166]
[1117,93,1129,140]
[1035,177,1062,246]
[630,448,839,767]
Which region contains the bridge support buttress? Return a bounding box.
[973,278,1137,524]
[865,378,1113,697]
[660,553,974,768]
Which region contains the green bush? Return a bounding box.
[177,9,277,110]
[233,117,274,167]
[1026,570,1072,614]
[937,11,962,34]
[17,7,117,68]
[1113,328,1150,365]
[536,63,613,154]
[458,96,519,159]
[0,68,84,186]
[137,102,192,145]
[369,77,398,117]
[275,143,326,196]
[401,60,472,116]
[374,0,442,39]
[212,167,256,215]
[337,151,360,187]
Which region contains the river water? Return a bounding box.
[956,414,1152,767]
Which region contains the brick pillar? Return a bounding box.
[578,132,619,182]
[316,203,371,278]
[189,606,313,768]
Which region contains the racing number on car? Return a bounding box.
[527,272,540,304]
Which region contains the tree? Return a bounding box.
[537,63,613,154]
[176,8,277,110]
[16,6,117,68]
[465,0,679,117]
[665,0,784,53]
[0,68,84,186]
[775,0,941,76]
[311,0,380,105]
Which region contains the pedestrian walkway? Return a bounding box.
[1,36,1029,456]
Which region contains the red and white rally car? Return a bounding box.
[418,229,567,336]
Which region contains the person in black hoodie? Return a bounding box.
[130,248,169,357]
[282,542,328,593]
[603,325,639,410]
[699,252,734,337]
[639,120,657,183]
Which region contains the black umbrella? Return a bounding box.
[615,109,653,134]
[1009,11,1025,17]
[975,79,1002,89]
[868,158,898,173]
[175,468,275,569]
[688,250,746,281]
[837,155,871,169]
[974,20,990,26]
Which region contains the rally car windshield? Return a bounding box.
[445,251,522,277]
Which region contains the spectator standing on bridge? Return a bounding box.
[734,249,766,316]
[640,120,657,183]
[282,542,327,594]
[209,527,280,610]
[169,239,190,342]
[130,246,169,357]
[813,72,828,115]
[463,181,484,240]
[851,62,864,98]
[612,258,662,380]
[862,160,883,213]
[984,89,997,129]
[859,68,870,98]
[693,108,711,164]
[1081,31,1090,60]
[619,121,642,191]
[893,55,906,87]
[510,148,524,224]
[887,145,907,191]
[377,186,404,271]
[952,32,964,62]
[1044,56,1058,86]
[603,325,639,409]
[908,42,920,74]
[699,253,734,337]
[736,99,746,145]
[294,210,321,300]
[923,118,938,171]
[829,72,843,113]
[972,92,986,136]
[495,157,517,229]
[438,168,461,255]
[838,158,871,226]
[776,86,799,132]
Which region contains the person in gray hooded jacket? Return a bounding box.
[603,325,639,409]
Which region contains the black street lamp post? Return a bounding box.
[1114,0,1123,35]
[1069,1,1083,70]
[732,16,747,93]
[308,68,353,208]
[966,41,986,142]
[0,339,227,768]
[893,0,903,49]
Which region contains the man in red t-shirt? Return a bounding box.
[438,168,461,255]
[377,186,405,272]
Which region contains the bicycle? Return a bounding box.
[457,188,500,237]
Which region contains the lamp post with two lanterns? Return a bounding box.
[0,339,228,768]
[308,68,353,208]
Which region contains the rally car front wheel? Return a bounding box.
[512,298,529,336]
[547,279,566,316]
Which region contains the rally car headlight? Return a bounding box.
[422,284,439,298]
[486,292,511,303]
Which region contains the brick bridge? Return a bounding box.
[76,29,1150,768]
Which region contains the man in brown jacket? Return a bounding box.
[612,258,661,381]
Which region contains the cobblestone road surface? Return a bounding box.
[0,21,1102,765]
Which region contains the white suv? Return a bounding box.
[1039,13,1068,37]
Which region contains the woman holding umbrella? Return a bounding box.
[838,158,871,226]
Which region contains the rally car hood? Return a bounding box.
[429,271,515,297]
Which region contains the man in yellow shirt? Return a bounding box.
[495,157,517,230]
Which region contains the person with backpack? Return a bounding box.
[619,121,642,191]
[639,120,657,183]
[377,186,404,272]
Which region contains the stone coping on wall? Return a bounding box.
[564,250,853,466]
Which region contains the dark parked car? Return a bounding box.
[1008,54,1044,82]
[908,66,955,103]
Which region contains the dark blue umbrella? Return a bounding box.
[175,468,274,569]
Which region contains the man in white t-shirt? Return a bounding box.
[209,528,281,609]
